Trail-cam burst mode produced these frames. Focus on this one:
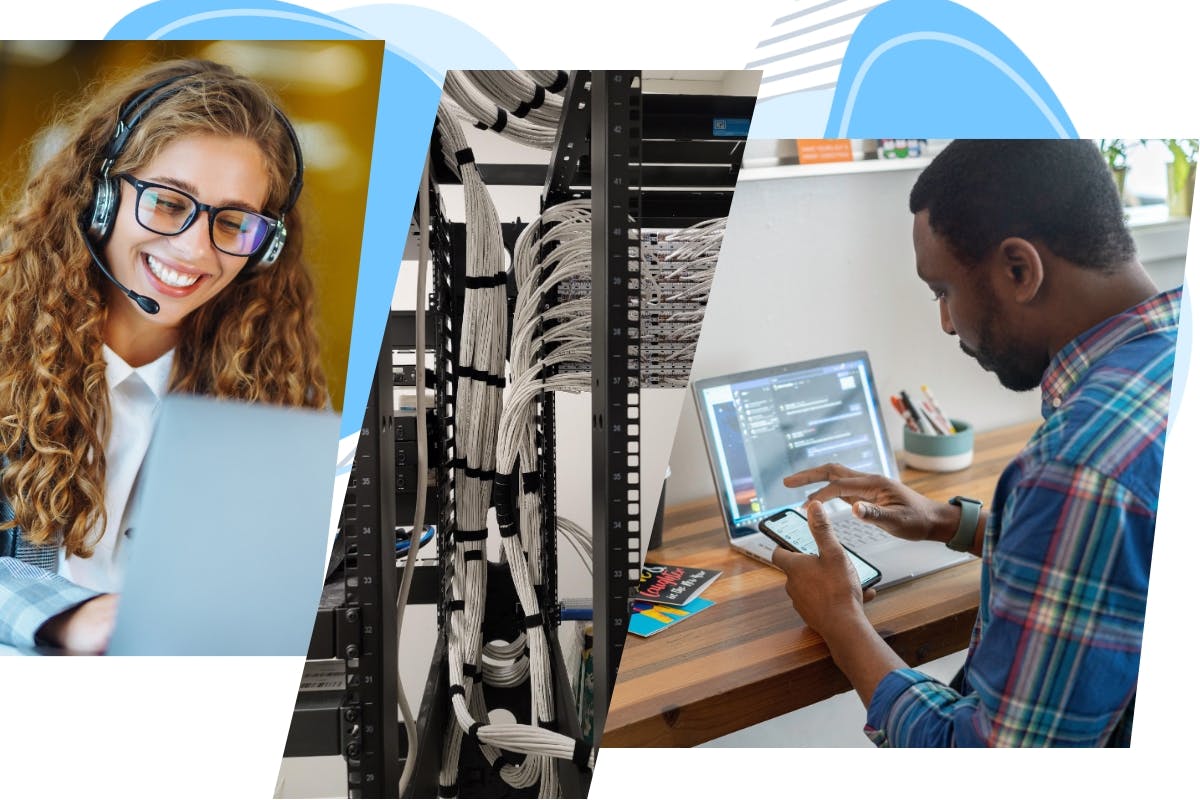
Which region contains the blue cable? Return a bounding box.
[397,524,436,555]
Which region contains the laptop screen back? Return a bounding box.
[693,352,896,539]
[107,395,338,656]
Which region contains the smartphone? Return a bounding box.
[759,508,882,590]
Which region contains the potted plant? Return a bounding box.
[1100,139,1132,201]
[1165,139,1197,217]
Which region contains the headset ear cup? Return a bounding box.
[87,177,120,243]
[254,223,287,269]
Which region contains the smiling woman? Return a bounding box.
[0,59,329,653]
[102,134,278,363]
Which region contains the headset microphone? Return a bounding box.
[82,232,160,315]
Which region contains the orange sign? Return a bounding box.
[795,139,854,164]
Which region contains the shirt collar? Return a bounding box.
[1040,286,1181,417]
[103,345,175,401]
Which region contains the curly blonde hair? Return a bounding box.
[0,59,328,557]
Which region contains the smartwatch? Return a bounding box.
[947,496,983,552]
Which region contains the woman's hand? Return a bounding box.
[783,463,960,544]
[38,593,119,654]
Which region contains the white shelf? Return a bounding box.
[1125,203,1189,230]
[738,157,934,182]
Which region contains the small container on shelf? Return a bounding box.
[903,419,974,472]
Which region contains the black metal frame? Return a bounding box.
[584,70,642,741]
[343,341,403,796]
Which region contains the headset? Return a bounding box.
[83,72,305,314]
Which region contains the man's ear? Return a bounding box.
[996,237,1044,304]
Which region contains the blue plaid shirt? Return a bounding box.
[865,287,1179,747]
[1,516,100,649]
[0,558,100,649]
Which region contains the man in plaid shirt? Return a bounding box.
[774,140,1174,746]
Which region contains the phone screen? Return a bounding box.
[761,509,881,588]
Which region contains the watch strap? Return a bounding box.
[947,496,982,552]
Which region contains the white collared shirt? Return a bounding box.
[58,345,174,593]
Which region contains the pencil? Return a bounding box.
[920,384,957,433]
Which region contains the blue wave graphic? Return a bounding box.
[825,0,1075,137]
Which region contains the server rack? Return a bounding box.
[283,70,754,798]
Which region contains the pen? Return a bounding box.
[890,395,920,433]
[920,400,951,435]
[899,390,929,434]
[921,384,957,433]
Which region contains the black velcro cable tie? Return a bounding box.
[454,147,475,166]
[473,121,488,131]
[499,521,520,539]
[468,722,483,743]
[448,599,465,613]
[537,718,554,730]
[572,739,591,770]
[453,363,506,387]
[490,108,508,133]
[513,100,532,118]
[451,457,499,481]
[455,528,488,542]
[548,71,568,93]
[531,85,546,109]
[462,663,479,679]
[524,611,545,630]
[462,272,508,289]
[449,684,465,699]
[463,550,483,562]
[521,471,541,494]
[438,782,458,797]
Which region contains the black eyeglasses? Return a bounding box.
[117,174,279,257]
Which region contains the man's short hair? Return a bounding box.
[909,140,1136,271]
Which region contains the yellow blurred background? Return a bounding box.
[0,40,385,411]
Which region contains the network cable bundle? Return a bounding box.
[554,219,726,388]
[281,70,755,800]
[409,71,752,800]
[426,72,593,800]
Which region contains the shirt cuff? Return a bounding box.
[0,557,102,649]
[864,667,934,746]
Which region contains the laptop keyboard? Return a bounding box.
[832,516,892,549]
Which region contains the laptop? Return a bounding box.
[104,394,339,655]
[692,352,971,589]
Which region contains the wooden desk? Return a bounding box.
[603,421,1039,748]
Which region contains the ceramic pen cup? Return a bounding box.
[902,419,974,472]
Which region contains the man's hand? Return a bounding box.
[783,463,960,544]
[771,501,908,708]
[38,593,119,654]
[770,502,875,637]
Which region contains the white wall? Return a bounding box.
[667,165,1188,506]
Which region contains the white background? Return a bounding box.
[4,2,1199,798]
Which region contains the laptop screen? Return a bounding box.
[693,352,896,537]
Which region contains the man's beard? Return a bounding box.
[960,314,1046,392]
